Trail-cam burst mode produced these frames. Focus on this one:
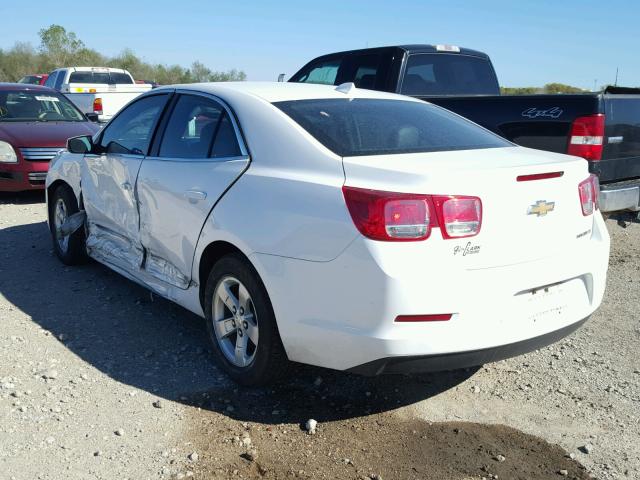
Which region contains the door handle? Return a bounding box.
[184,190,207,203]
[121,182,132,191]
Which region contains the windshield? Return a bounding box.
[0,90,85,122]
[18,76,41,85]
[274,98,510,157]
[401,54,499,96]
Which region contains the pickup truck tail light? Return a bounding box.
[578,174,599,215]
[93,97,103,115]
[567,114,604,161]
[342,186,482,241]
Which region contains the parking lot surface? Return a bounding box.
[1,192,638,479]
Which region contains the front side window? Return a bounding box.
[274,98,511,157]
[98,94,168,155]
[0,90,85,122]
[401,54,499,96]
[292,59,340,85]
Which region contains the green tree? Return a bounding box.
[38,25,85,68]
[0,24,246,84]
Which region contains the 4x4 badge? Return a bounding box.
[528,200,555,217]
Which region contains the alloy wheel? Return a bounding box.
[212,276,259,367]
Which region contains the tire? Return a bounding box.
[204,253,288,386]
[49,184,88,265]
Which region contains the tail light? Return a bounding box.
[93,97,103,114]
[342,186,482,242]
[578,174,600,215]
[567,114,604,160]
[432,196,482,239]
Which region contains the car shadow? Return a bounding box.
[0,191,46,205]
[606,210,640,228]
[0,220,477,424]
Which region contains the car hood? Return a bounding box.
[0,121,99,148]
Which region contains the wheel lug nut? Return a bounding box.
[232,306,237,314]
[239,307,244,315]
[238,330,243,337]
[243,321,248,329]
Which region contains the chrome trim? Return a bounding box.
[144,154,250,164]
[19,147,64,162]
[599,185,640,212]
[28,172,48,182]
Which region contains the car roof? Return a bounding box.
[155,81,418,103]
[300,44,490,60]
[0,83,57,92]
[52,67,129,74]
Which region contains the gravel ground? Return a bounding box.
[0,192,638,480]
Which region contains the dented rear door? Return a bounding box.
[136,92,249,289]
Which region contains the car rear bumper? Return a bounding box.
[0,161,49,191]
[347,317,588,375]
[599,180,640,212]
[251,213,610,372]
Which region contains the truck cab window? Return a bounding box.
[44,72,58,89]
[294,59,340,85]
[401,54,499,96]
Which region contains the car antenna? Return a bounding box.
[335,82,357,94]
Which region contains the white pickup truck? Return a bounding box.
[44,67,153,123]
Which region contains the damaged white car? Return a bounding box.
[47,82,610,385]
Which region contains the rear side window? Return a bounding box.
[99,94,168,155]
[274,98,510,157]
[211,114,242,158]
[159,95,224,158]
[401,54,499,96]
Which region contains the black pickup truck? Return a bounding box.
[289,45,640,212]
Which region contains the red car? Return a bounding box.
[0,84,100,192]
[17,74,49,86]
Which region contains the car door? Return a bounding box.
[81,93,170,272]
[136,91,249,288]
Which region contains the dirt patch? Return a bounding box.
[186,410,592,480]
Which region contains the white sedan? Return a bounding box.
[46,82,610,385]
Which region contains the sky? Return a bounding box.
[1,0,638,89]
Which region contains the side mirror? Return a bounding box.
[67,135,94,154]
[85,113,99,122]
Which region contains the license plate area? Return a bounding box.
[515,278,584,324]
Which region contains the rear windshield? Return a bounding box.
[401,54,499,96]
[68,71,133,84]
[274,98,510,157]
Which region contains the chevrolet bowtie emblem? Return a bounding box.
[527,200,555,216]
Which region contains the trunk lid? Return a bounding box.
[342,146,595,268]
